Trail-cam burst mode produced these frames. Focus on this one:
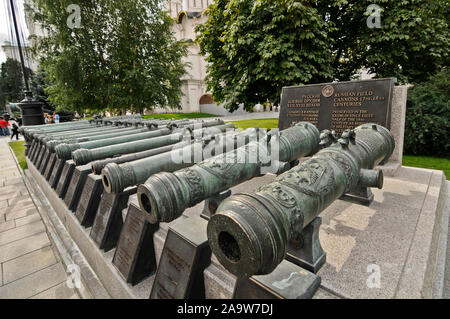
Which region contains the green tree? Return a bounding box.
[404,69,449,157]
[0,58,33,109]
[30,67,50,109]
[197,0,449,111]
[197,0,334,111]
[28,0,187,113]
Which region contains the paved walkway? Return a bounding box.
[221,111,279,121]
[0,135,78,299]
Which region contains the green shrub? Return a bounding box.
[404,69,449,157]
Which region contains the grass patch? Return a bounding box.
[9,141,27,170]
[227,118,279,130]
[143,112,217,120]
[403,155,450,180]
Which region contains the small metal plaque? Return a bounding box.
[112,203,159,285]
[37,149,49,171]
[90,187,137,251]
[49,159,66,189]
[44,153,57,181]
[56,160,76,199]
[39,149,52,174]
[64,164,91,212]
[28,140,37,159]
[233,260,321,299]
[279,78,396,134]
[32,144,44,164]
[149,216,211,299]
[29,143,39,162]
[75,174,104,226]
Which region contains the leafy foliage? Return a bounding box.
[197,0,334,111]
[404,69,449,157]
[30,67,51,109]
[0,58,33,109]
[197,0,449,111]
[27,0,187,113]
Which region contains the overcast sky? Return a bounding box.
[0,0,29,64]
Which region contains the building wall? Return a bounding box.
[166,0,215,113]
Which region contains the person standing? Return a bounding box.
[9,118,20,140]
[0,116,10,136]
[17,115,23,127]
[0,117,4,136]
[54,112,60,123]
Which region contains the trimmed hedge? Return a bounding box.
[404,70,449,157]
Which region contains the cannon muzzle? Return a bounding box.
[207,123,395,277]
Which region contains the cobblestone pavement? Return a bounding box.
[0,135,79,299]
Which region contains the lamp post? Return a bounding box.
[9,0,44,127]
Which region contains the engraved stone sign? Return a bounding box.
[56,160,76,199]
[150,216,211,299]
[233,260,321,299]
[112,202,159,285]
[89,187,137,251]
[49,159,66,189]
[75,174,104,227]
[37,149,50,172]
[279,78,396,133]
[44,153,57,181]
[64,164,92,212]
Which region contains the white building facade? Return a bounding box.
[163,0,215,113]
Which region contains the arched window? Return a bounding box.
[199,94,215,105]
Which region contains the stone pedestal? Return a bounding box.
[377,85,408,177]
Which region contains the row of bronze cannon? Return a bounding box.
[22,116,395,297]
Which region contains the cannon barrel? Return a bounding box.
[206,123,395,277]
[45,126,152,152]
[137,122,320,224]
[37,117,174,144]
[24,122,93,139]
[54,128,172,160]
[102,128,259,194]
[36,125,139,145]
[91,141,190,174]
[54,119,223,160]
[71,122,235,166]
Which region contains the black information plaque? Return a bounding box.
[39,149,52,174]
[89,187,137,251]
[75,174,104,227]
[28,140,37,159]
[56,160,76,199]
[112,202,159,285]
[233,260,320,299]
[37,149,50,172]
[149,216,211,299]
[279,78,396,133]
[32,144,44,164]
[29,142,39,162]
[49,159,66,189]
[64,164,92,212]
[44,153,57,181]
